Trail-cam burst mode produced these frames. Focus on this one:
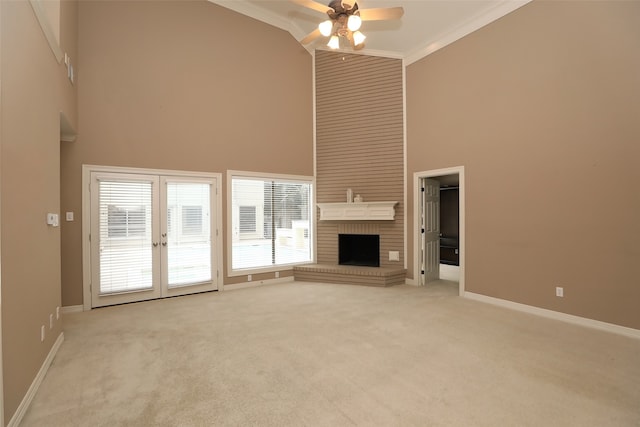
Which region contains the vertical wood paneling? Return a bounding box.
[315,51,404,267]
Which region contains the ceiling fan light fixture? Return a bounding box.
[353,30,366,46]
[319,20,333,37]
[295,0,403,51]
[347,14,361,32]
[327,35,340,49]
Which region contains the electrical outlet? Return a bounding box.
[247,274,252,282]
[389,251,400,261]
[275,271,280,278]
[49,314,54,329]
[41,325,45,342]
[556,286,564,297]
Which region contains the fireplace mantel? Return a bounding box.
[317,201,398,221]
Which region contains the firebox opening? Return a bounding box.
[339,234,380,267]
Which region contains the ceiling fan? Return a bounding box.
[291,0,404,50]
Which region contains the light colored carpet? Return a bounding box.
[21,281,640,426]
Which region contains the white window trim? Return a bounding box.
[82,165,223,311]
[227,170,315,277]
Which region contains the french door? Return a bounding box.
[89,171,219,307]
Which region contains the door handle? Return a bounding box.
[162,233,167,238]
[153,242,159,247]
[162,242,167,246]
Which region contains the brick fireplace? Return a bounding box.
[293,222,405,287]
[297,51,405,286]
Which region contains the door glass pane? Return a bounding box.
[166,182,211,288]
[99,180,153,294]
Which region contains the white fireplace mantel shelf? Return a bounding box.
[317,202,398,221]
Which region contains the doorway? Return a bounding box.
[83,166,222,309]
[413,166,465,295]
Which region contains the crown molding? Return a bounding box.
[209,0,292,31]
[209,0,533,63]
[404,0,532,65]
[208,0,310,49]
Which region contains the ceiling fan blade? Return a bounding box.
[300,28,323,45]
[290,0,330,14]
[359,6,404,21]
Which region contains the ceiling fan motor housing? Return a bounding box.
[327,0,358,20]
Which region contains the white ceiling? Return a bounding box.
[209,0,530,64]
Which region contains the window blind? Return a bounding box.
[166,182,211,287]
[231,177,312,270]
[98,179,153,294]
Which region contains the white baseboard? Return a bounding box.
[61,305,83,314]
[222,276,294,291]
[8,332,64,427]
[464,292,640,340]
[404,278,417,286]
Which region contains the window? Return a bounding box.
[182,205,203,236]
[230,173,313,272]
[167,207,174,236]
[107,206,146,238]
[239,206,257,234]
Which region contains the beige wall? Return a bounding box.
[1,0,76,421]
[4,0,637,422]
[407,1,640,329]
[59,0,78,130]
[61,1,313,305]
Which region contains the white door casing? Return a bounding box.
[83,166,223,310]
[413,167,465,295]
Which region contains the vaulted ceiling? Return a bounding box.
[210,0,530,64]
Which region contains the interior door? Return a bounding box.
[90,172,217,308]
[421,178,440,284]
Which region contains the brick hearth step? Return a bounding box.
[293,264,406,287]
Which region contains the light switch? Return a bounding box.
[46,213,59,227]
[66,211,74,221]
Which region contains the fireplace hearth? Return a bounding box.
[338,234,380,267]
